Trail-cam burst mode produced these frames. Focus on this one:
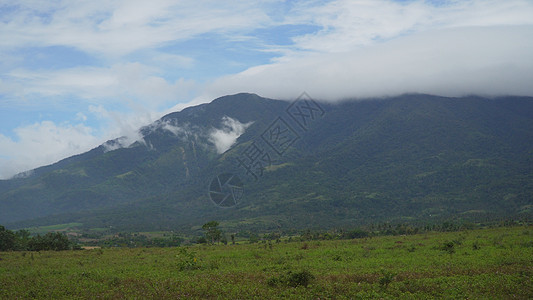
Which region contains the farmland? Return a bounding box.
[1,226,532,299]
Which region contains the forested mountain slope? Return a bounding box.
[1,93,532,232]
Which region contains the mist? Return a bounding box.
[209,117,252,154]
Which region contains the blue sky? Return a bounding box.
[1,0,533,178]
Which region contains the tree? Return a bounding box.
[248,233,259,244]
[28,232,71,251]
[0,225,16,251]
[202,221,222,244]
[14,229,31,251]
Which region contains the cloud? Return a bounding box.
[284,0,533,53]
[101,136,132,153]
[75,112,87,122]
[151,53,195,69]
[0,0,273,56]
[209,116,252,154]
[200,25,533,101]
[4,63,199,109]
[0,104,164,179]
[161,122,189,138]
[88,104,162,148]
[0,121,99,179]
[159,121,204,144]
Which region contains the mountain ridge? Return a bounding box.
[1,93,532,232]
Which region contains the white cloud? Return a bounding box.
[4,62,199,109]
[161,122,188,137]
[286,0,533,53]
[0,104,164,179]
[3,0,531,105]
[88,104,161,146]
[150,53,195,69]
[75,112,87,122]
[0,121,99,179]
[209,116,252,154]
[201,25,533,101]
[0,0,273,56]
[188,0,533,101]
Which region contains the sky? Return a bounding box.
[1,0,533,179]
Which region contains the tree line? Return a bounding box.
[0,225,73,251]
[197,219,531,245]
[3,218,527,251]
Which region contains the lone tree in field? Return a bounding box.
[202,221,222,244]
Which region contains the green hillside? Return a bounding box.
[1,93,532,232]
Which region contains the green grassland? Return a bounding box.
[1,226,532,299]
[26,222,83,235]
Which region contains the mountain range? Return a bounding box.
[1,93,532,233]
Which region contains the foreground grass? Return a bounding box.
[1,226,532,299]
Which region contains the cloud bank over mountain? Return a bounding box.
[203,25,533,102]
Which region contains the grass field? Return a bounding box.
[1,226,532,299]
[25,222,84,235]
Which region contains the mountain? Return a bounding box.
[1,93,532,232]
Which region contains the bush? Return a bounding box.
[440,241,456,254]
[176,247,199,271]
[267,269,315,288]
[286,270,315,287]
[195,236,207,244]
[378,269,396,288]
[472,241,481,250]
[249,233,259,244]
[344,229,369,239]
[267,276,283,287]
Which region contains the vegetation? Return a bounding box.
[202,221,222,244]
[0,225,73,251]
[1,225,531,298]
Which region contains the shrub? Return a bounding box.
[286,270,314,287]
[176,247,199,271]
[249,233,260,244]
[472,241,481,250]
[379,269,396,288]
[440,241,456,254]
[267,269,315,288]
[344,229,369,239]
[196,236,207,244]
[267,276,283,287]
[433,241,456,254]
